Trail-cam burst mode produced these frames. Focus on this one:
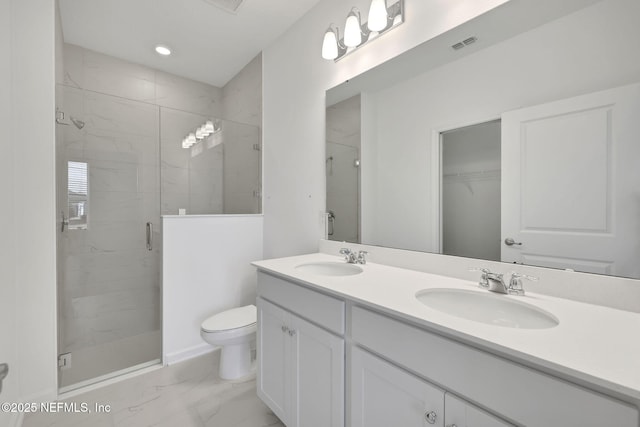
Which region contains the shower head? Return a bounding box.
[70,116,85,130]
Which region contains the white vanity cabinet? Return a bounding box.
[444,394,512,427]
[351,345,446,427]
[257,272,345,427]
[351,346,511,427]
[255,266,639,427]
[351,306,638,427]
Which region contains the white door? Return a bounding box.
[291,314,344,427]
[445,393,512,427]
[501,83,640,277]
[257,298,291,424]
[351,346,445,427]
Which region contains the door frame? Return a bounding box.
[429,114,501,254]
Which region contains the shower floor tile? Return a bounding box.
[23,351,284,427]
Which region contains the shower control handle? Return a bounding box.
[424,410,437,424]
[146,222,153,251]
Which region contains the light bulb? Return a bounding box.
[204,120,214,134]
[182,138,190,149]
[368,0,388,32]
[155,45,171,56]
[322,27,339,60]
[195,128,204,140]
[187,133,196,145]
[344,11,362,47]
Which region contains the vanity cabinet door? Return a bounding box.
[351,346,445,427]
[444,393,513,427]
[257,297,345,427]
[291,314,344,427]
[257,298,291,425]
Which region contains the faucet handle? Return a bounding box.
[357,250,368,265]
[469,267,491,288]
[508,272,538,295]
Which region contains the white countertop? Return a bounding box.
[253,253,640,403]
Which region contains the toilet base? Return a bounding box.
[219,341,253,380]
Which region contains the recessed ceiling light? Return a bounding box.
[155,45,171,56]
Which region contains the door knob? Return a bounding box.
[504,237,522,246]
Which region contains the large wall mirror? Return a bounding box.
[326,0,640,279]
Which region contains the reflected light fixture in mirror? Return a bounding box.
[322,0,404,62]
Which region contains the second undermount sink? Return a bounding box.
[295,261,363,277]
[416,288,559,329]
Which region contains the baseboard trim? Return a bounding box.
[164,344,217,365]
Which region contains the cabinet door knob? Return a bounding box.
[281,325,289,333]
[424,411,437,424]
[288,329,296,337]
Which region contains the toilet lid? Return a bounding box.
[201,304,257,332]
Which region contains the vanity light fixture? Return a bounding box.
[155,45,172,56]
[322,24,344,60]
[344,8,368,47]
[322,0,404,62]
[367,0,388,32]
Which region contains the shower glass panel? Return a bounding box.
[326,142,360,243]
[56,84,161,390]
[160,107,261,215]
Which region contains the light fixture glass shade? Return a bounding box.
[322,27,339,60]
[204,120,215,133]
[344,12,362,47]
[187,133,196,145]
[368,0,388,32]
[195,128,204,140]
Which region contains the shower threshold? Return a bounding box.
[59,359,162,397]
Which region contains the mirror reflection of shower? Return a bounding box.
[55,108,85,129]
[326,94,361,243]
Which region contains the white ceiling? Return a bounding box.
[59,0,323,87]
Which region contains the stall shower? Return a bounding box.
[55,44,261,391]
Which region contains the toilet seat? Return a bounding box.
[201,304,256,333]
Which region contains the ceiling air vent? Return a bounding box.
[451,36,478,51]
[202,0,245,14]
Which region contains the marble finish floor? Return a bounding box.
[23,352,284,427]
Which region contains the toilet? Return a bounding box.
[200,304,257,380]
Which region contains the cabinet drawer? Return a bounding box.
[257,271,345,335]
[351,306,638,427]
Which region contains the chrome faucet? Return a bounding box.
[470,268,537,296]
[340,248,368,264]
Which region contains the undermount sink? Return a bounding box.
[416,288,559,329]
[295,262,363,277]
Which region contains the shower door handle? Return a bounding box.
[146,222,153,251]
[61,211,69,232]
[327,211,335,236]
[0,363,8,394]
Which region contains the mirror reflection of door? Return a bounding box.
[326,95,361,243]
[502,83,640,278]
[441,120,501,261]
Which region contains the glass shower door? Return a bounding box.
[56,85,161,390]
